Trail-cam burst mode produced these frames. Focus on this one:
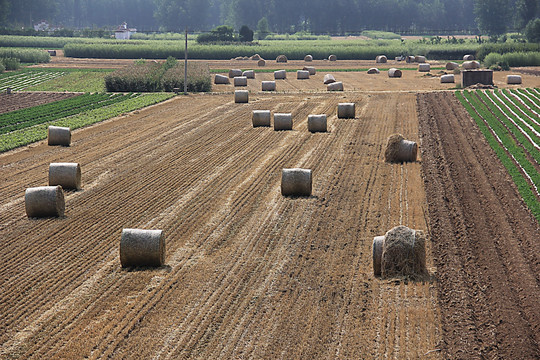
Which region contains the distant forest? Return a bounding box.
[0,0,536,35]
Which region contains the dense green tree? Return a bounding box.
[256,17,270,39]
[239,25,253,42]
[515,0,539,30]
[474,0,510,35]
[524,18,540,42]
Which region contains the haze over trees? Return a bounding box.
[0,0,537,36]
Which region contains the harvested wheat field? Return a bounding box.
[0,92,442,359]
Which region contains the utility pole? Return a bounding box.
[184,27,188,95]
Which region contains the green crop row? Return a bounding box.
[500,90,540,131]
[0,92,173,152]
[0,69,66,91]
[517,88,540,109]
[0,93,134,134]
[0,48,50,63]
[457,90,540,222]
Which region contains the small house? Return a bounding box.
[115,22,137,40]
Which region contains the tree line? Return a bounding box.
[0,0,537,36]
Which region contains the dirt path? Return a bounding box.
[0,92,440,359]
[418,92,540,359]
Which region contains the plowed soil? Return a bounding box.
[0,92,442,359]
[418,92,540,359]
[0,92,79,114]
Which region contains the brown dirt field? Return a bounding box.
[0,92,79,114]
[0,92,442,359]
[418,92,540,359]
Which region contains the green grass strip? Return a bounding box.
[456,91,540,223]
[0,92,173,153]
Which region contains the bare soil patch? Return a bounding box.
[0,92,79,114]
[418,92,540,359]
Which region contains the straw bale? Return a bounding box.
[235,90,249,103]
[337,103,355,118]
[463,54,475,61]
[327,81,344,91]
[242,70,255,79]
[376,55,387,63]
[276,54,288,63]
[367,68,380,74]
[388,68,402,78]
[297,70,310,79]
[418,63,431,72]
[251,54,261,60]
[440,74,455,83]
[252,110,271,127]
[48,126,71,146]
[274,70,287,79]
[281,168,312,196]
[446,62,459,70]
[274,113,293,131]
[49,163,81,190]
[507,75,522,84]
[381,225,426,278]
[415,55,426,63]
[406,56,415,63]
[462,61,480,69]
[25,185,65,218]
[304,55,313,62]
[303,66,316,75]
[214,74,230,84]
[228,69,243,78]
[323,74,336,84]
[307,114,327,133]
[328,54,337,61]
[384,134,417,163]
[261,81,276,91]
[234,76,248,87]
[258,59,266,67]
[372,236,385,276]
[120,229,165,267]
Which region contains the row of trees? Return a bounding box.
[0,0,538,36]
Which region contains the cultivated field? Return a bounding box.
[0,92,78,114]
[1,57,539,359]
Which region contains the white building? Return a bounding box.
[115,22,137,40]
[34,20,50,31]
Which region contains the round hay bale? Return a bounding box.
[228,69,243,78]
[251,54,261,60]
[274,113,293,131]
[307,114,327,133]
[507,75,522,84]
[281,168,312,196]
[214,74,230,85]
[242,70,255,79]
[418,63,431,72]
[48,126,71,146]
[388,68,402,78]
[261,81,276,91]
[274,70,287,80]
[415,55,426,63]
[463,54,475,61]
[367,68,380,74]
[304,55,313,62]
[381,225,426,278]
[384,134,417,163]
[327,81,344,91]
[120,229,165,267]
[234,56,243,61]
[252,110,271,127]
[234,76,248,87]
[376,55,387,63]
[406,56,415,63]
[258,59,266,67]
[276,54,288,63]
[234,90,249,103]
[303,66,316,75]
[462,61,480,70]
[297,70,310,79]
[337,103,355,119]
[6,87,12,94]
[440,74,455,83]
[49,163,81,190]
[25,185,65,218]
[372,235,385,276]
[323,74,336,84]
[328,54,337,61]
[445,62,459,70]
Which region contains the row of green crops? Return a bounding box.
[456,89,540,222]
[0,93,136,134]
[0,92,174,152]
[105,60,211,92]
[0,48,50,63]
[0,69,66,91]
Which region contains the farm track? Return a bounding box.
[0,92,441,359]
[0,92,79,114]
[418,92,540,359]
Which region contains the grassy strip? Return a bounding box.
[0,92,173,153]
[456,91,540,222]
[26,71,109,92]
[0,69,67,91]
[480,90,540,165]
[466,91,540,189]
